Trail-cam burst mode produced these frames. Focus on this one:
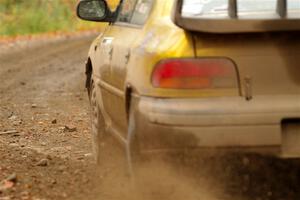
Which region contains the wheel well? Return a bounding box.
[125,84,132,121]
[85,58,93,90]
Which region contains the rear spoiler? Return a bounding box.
[172,0,300,33]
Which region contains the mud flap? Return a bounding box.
[281,120,300,158]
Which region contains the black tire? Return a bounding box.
[88,79,135,199]
[88,77,130,181]
[88,79,105,164]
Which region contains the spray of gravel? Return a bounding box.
[130,158,225,200]
[91,145,234,200]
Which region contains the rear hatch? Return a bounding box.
[174,0,300,97]
[193,31,300,96]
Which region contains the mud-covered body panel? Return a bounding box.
[194,32,300,96]
[86,0,300,157]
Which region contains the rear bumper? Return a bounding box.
[133,95,300,156]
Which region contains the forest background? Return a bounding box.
[0,0,119,36]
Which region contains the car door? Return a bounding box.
[100,0,154,140]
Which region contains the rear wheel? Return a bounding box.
[89,79,105,164]
[89,77,132,193]
[88,79,134,198]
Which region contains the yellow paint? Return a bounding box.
[107,0,120,10]
[90,0,239,98]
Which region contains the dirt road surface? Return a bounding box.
[1,34,300,200]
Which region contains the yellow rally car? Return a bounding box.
[77,0,300,166]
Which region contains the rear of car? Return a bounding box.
[134,0,300,158]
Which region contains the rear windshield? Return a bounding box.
[182,0,300,18]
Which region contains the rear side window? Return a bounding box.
[131,0,153,25]
[117,0,138,23]
[117,0,153,25]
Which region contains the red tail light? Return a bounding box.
[152,58,238,89]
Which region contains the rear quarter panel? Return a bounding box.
[126,0,240,98]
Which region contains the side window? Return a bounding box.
[117,0,138,23]
[117,0,153,25]
[130,0,153,25]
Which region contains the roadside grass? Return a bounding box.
[0,0,106,36]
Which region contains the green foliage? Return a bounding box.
[0,0,93,36]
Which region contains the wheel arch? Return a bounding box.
[85,58,93,90]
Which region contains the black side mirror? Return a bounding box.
[76,0,113,22]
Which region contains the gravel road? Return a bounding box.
[0,35,101,200]
[1,34,300,200]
